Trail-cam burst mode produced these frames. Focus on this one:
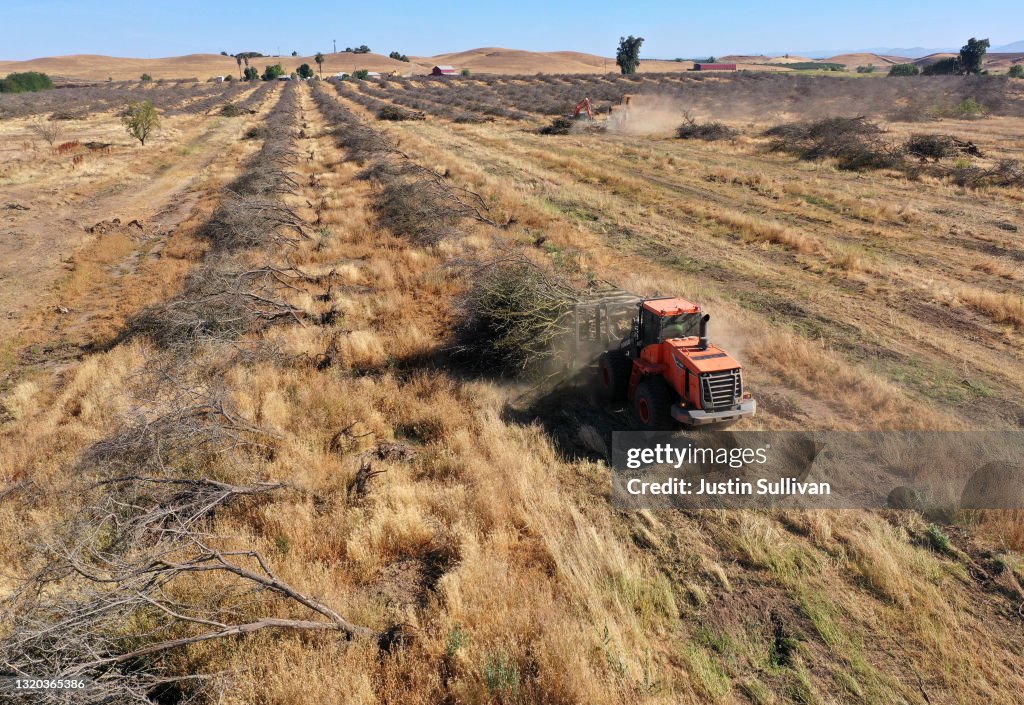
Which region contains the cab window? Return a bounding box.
[659,313,701,340]
[640,309,661,347]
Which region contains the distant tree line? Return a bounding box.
[610,35,1007,79]
[921,38,990,75]
[887,39,1022,77]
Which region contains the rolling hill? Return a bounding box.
[0,48,785,79]
[413,47,610,74]
[0,52,424,82]
[824,53,912,68]
[2,46,1021,81]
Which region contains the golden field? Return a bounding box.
[1,71,1023,704]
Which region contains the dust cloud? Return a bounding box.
[596,74,1022,134]
[702,309,750,362]
[604,95,689,136]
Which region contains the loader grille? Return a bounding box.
[700,369,742,411]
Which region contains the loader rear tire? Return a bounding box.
[634,377,676,431]
[598,351,631,402]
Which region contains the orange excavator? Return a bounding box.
[571,95,632,125]
[572,97,595,121]
[572,293,755,429]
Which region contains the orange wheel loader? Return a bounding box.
[572,293,755,430]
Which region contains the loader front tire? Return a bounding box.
[598,351,631,402]
[634,377,676,431]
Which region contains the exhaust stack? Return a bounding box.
[698,314,710,350]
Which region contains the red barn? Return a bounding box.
[693,63,737,71]
[431,65,458,76]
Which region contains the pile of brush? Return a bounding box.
[539,116,576,135]
[764,116,902,170]
[676,114,738,141]
[377,105,426,121]
[454,255,581,376]
[219,103,254,117]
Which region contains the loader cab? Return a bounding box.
[636,298,704,350]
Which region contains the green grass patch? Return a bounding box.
[684,643,733,701]
[546,196,603,223]
[482,651,520,696]
[697,625,739,655]
[760,62,846,71]
[882,358,993,405]
[601,569,677,623]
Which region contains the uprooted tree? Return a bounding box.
[2,368,342,690]
[676,112,737,141]
[126,259,307,353]
[764,116,902,171]
[454,254,582,376]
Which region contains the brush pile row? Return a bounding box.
[127,81,307,355]
[358,80,492,123]
[0,81,226,120]
[335,80,395,116]
[236,80,276,112]
[391,75,552,118]
[314,82,579,376]
[316,81,500,244]
[166,80,248,116]
[359,77,529,121]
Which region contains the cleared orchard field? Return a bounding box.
[346,74,1024,431]
[0,76,1022,705]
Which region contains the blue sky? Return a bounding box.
[2,0,1020,60]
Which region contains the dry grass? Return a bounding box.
[956,286,1024,328]
[2,80,1024,705]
